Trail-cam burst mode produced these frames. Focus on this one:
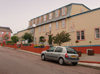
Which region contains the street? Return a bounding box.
[0,47,100,74]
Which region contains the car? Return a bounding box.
[41,46,79,66]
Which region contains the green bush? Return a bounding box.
[6,41,15,45]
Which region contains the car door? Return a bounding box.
[52,47,63,61]
[45,47,55,60]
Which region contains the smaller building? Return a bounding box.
[0,26,12,43]
[14,27,34,41]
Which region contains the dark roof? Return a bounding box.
[14,27,34,35]
[0,26,12,33]
[30,3,90,21]
[68,7,100,18]
[35,7,100,28]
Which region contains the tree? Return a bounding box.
[39,36,46,44]
[11,36,19,43]
[22,33,33,43]
[53,31,71,46]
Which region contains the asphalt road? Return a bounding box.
[0,46,100,74]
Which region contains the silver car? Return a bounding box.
[41,46,79,65]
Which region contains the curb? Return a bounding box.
[79,61,100,64]
[78,62,100,70]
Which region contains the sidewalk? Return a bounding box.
[18,48,100,69]
[78,54,100,69]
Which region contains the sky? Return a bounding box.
[0,0,100,34]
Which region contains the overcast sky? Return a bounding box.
[0,0,100,34]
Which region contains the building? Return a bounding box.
[28,3,100,53]
[0,26,12,43]
[14,27,34,41]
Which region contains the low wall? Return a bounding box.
[0,43,100,54]
[0,43,49,54]
[72,46,100,54]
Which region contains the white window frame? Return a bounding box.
[39,27,41,33]
[95,28,100,38]
[62,20,65,28]
[62,7,66,15]
[35,19,37,24]
[43,25,45,32]
[43,15,47,22]
[6,32,9,35]
[55,10,59,17]
[49,24,52,31]
[49,13,52,19]
[1,32,4,35]
[56,22,59,29]
[39,17,41,23]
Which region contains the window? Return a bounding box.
[39,17,41,23]
[49,24,51,31]
[49,13,52,19]
[55,10,59,17]
[6,32,9,35]
[39,27,41,33]
[43,25,45,32]
[1,32,4,35]
[77,31,80,40]
[35,19,37,24]
[62,7,66,15]
[95,28,100,38]
[47,47,56,52]
[0,37,2,40]
[43,15,46,22]
[31,20,34,25]
[55,47,63,52]
[56,22,59,29]
[77,31,85,40]
[81,31,85,40]
[66,48,77,54]
[62,20,65,28]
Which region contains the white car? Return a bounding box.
[41,46,79,65]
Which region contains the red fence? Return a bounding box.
[72,46,100,54]
[0,43,49,54]
[0,43,100,54]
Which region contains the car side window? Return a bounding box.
[55,47,63,52]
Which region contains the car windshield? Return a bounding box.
[66,48,77,54]
[48,47,55,52]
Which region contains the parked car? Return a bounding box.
[41,46,79,66]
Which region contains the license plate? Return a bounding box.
[71,55,77,58]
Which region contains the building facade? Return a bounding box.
[0,26,12,43]
[28,3,100,53]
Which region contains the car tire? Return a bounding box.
[72,62,78,66]
[41,55,46,61]
[58,58,64,65]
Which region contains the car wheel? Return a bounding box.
[41,55,45,61]
[58,58,64,65]
[72,62,78,66]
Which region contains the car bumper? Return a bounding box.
[64,58,79,64]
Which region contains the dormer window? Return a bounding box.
[62,7,66,15]
[39,17,41,23]
[55,10,59,17]
[43,15,47,22]
[35,19,37,24]
[49,13,52,19]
